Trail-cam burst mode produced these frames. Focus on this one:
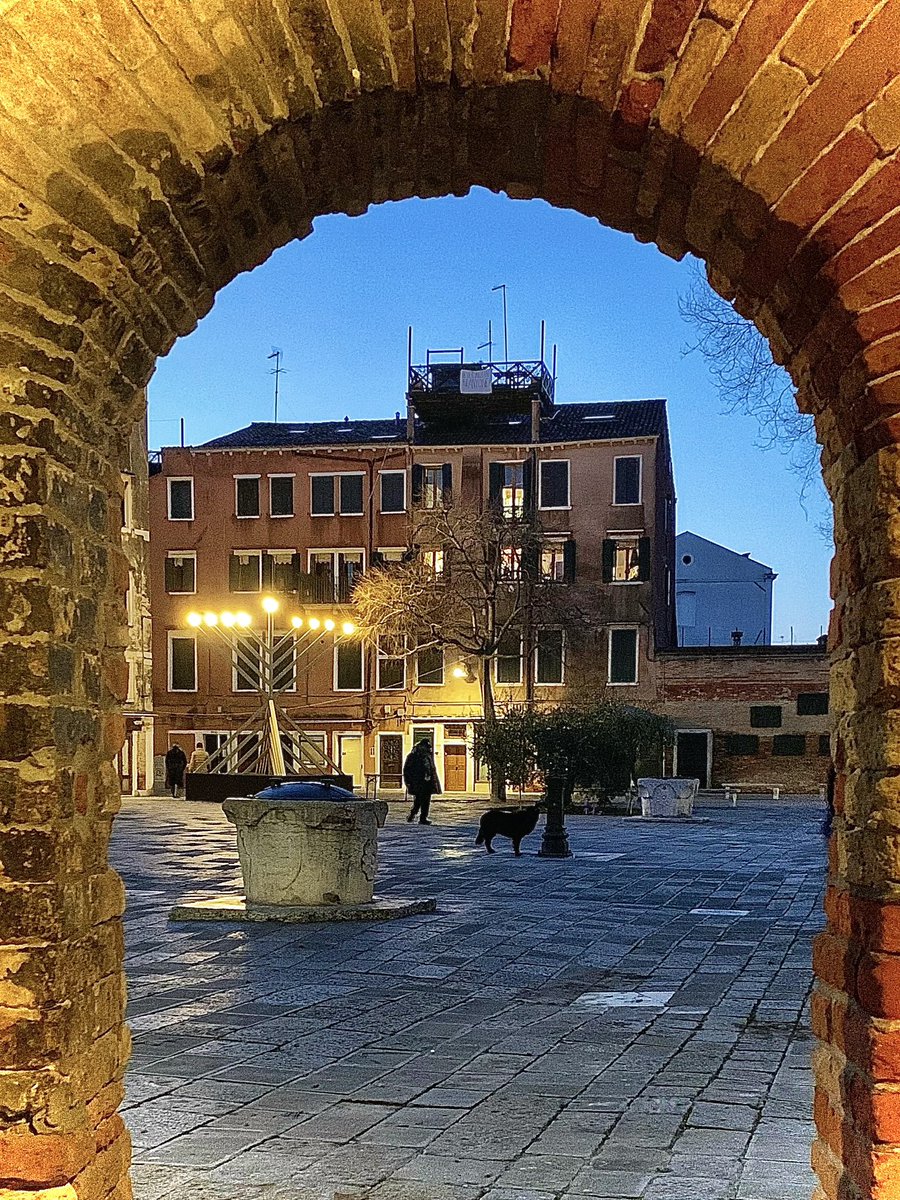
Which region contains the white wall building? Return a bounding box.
[675,531,776,647]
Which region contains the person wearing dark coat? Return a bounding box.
[164,744,187,798]
[403,739,442,825]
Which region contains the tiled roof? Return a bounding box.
[197,399,668,451]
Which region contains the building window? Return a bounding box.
[380,471,406,514]
[308,550,365,603]
[413,463,452,509]
[230,551,262,593]
[265,550,299,594]
[539,460,570,510]
[232,634,295,693]
[541,542,565,582]
[490,462,526,517]
[608,628,638,684]
[495,630,522,685]
[339,474,364,516]
[500,546,522,580]
[311,474,334,516]
[233,634,261,692]
[272,638,297,692]
[269,475,294,517]
[797,692,828,716]
[819,733,831,756]
[416,643,444,686]
[613,456,642,505]
[603,536,649,583]
[167,477,194,521]
[773,734,806,756]
[541,540,575,583]
[375,547,407,566]
[165,552,196,594]
[750,705,782,728]
[723,734,759,756]
[377,637,406,690]
[422,548,445,576]
[235,476,260,518]
[168,633,196,692]
[335,641,364,691]
[535,629,564,685]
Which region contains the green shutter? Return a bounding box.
[563,539,577,584]
[488,462,504,509]
[411,464,424,503]
[441,463,453,504]
[638,537,651,582]
[601,539,614,583]
[229,554,241,592]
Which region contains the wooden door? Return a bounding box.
[379,734,404,789]
[443,743,467,792]
[338,735,364,786]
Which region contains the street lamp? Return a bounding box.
[184,596,356,778]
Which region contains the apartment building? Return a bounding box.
[149,359,676,795]
[118,406,154,795]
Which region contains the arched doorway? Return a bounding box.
[0,5,897,1196]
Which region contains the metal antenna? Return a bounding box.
[478,319,493,364]
[492,285,509,363]
[268,348,285,422]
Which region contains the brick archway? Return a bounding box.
[0,4,898,1197]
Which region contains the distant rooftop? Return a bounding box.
[196,399,669,452]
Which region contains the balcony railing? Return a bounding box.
[408,359,555,411]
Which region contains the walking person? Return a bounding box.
[403,738,441,825]
[164,743,187,798]
[187,740,210,774]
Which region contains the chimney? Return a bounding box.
[731,629,743,646]
[530,395,541,444]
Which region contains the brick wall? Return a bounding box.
[0,2,899,1198]
[657,645,831,791]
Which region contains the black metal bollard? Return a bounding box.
[539,774,573,858]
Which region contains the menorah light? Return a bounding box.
[184,596,357,778]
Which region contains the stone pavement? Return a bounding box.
[113,797,825,1200]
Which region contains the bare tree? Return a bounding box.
[679,264,831,537]
[352,502,572,794]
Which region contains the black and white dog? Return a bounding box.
[475,805,541,855]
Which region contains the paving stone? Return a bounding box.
[114,798,825,1200]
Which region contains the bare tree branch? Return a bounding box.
[679,263,832,540]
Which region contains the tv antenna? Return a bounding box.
[492,284,509,363]
[478,319,493,365]
[268,348,285,422]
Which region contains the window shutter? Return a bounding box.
[563,539,577,584]
[165,557,176,592]
[261,553,273,588]
[371,550,385,568]
[523,455,535,514]
[601,539,614,583]
[442,542,453,578]
[291,552,301,591]
[411,464,424,503]
[488,462,504,509]
[638,537,651,582]
[229,554,240,592]
[441,463,453,504]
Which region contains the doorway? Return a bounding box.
[337,734,364,787]
[443,743,467,793]
[675,730,711,789]
[378,734,404,790]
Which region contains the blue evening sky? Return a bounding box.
[148,187,833,643]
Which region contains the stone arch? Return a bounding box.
[1,3,899,1197]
